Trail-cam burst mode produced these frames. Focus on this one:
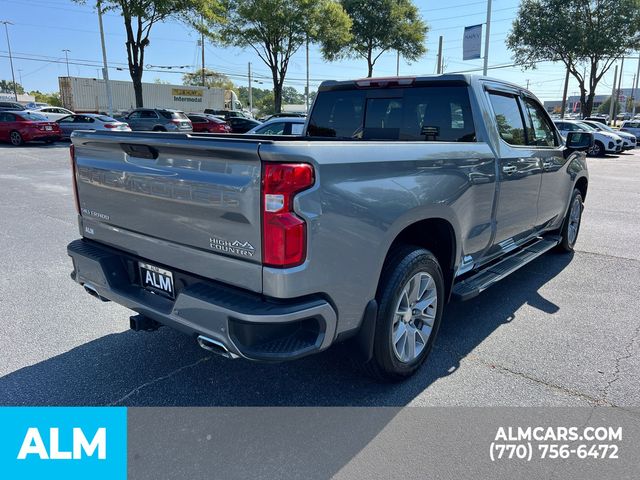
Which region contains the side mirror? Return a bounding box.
[564,131,593,158]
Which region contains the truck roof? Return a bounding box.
[317,74,528,93]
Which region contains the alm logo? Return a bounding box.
[17,427,106,460]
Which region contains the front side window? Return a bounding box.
[488,92,526,145]
[523,97,557,147]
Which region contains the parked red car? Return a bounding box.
[0,111,62,146]
[187,114,232,133]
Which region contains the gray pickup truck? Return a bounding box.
[67,75,591,381]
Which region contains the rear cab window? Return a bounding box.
[307,85,476,142]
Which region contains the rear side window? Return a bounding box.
[488,92,526,145]
[307,86,476,141]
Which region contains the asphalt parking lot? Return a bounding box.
[0,142,638,407]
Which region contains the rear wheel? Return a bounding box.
[10,131,23,146]
[557,189,583,252]
[363,246,444,381]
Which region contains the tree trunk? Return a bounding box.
[367,48,373,77]
[273,84,283,113]
[584,92,596,118]
[578,89,587,118]
[131,68,144,108]
[270,64,282,113]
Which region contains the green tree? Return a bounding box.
[281,86,305,104]
[0,80,24,95]
[327,0,428,77]
[597,97,620,115]
[208,0,351,113]
[75,0,222,107]
[182,68,234,89]
[507,0,640,117]
[29,90,63,107]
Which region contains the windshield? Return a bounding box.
[576,122,596,132]
[96,115,117,122]
[591,123,612,132]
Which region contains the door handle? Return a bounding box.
[542,161,554,170]
[502,164,517,175]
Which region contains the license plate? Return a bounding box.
[45,126,52,131]
[139,262,175,299]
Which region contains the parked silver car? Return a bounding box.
[57,114,131,139]
[123,108,192,132]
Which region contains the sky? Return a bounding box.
[0,0,634,103]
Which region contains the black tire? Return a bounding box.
[557,188,584,252]
[9,130,23,146]
[362,245,445,381]
[588,140,604,157]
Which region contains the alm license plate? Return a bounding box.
[139,262,175,299]
[45,126,52,131]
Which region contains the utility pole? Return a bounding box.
[436,36,443,74]
[608,65,618,127]
[560,66,570,119]
[618,56,625,104]
[633,55,640,116]
[248,62,253,114]
[201,18,205,87]
[17,68,22,85]
[305,35,310,113]
[482,0,492,76]
[526,79,530,90]
[396,51,400,76]
[1,20,18,100]
[62,49,71,77]
[97,0,113,116]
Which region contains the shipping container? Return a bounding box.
[58,76,232,114]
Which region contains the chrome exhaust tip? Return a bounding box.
[197,335,238,359]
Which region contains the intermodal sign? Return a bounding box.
[172,88,203,103]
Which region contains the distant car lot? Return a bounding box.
[0,144,638,407]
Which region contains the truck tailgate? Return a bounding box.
[72,131,264,293]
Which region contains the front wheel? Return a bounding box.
[558,189,584,252]
[587,141,604,157]
[363,246,445,381]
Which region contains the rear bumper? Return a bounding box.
[67,238,337,361]
[23,130,61,142]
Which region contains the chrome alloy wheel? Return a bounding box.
[392,272,438,363]
[567,195,582,246]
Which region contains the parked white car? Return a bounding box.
[582,120,636,150]
[245,117,305,135]
[33,106,75,121]
[554,120,622,156]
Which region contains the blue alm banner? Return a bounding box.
[0,407,127,480]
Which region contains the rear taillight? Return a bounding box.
[262,163,314,267]
[70,144,80,214]
[103,123,117,129]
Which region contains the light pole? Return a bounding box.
[482,0,492,76]
[97,0,113,116]
[1,20,18,100]
[62,49,71,77]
